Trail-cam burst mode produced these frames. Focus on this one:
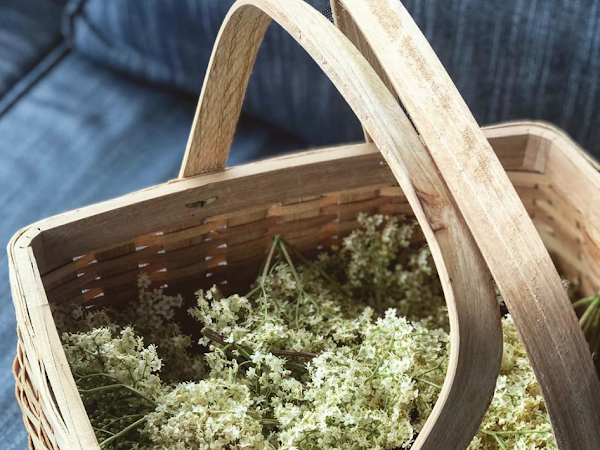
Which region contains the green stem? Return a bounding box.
[105,414,146,430]
[278,240,341,323]
[366,330,396,383]
[415,356,447,379]
[93,427,115,437]
[261,418,281,427]
[573,295,598,309]
[280,238,350,299]
[481,428,552,449]
[487,429,551,436]
[580,297,600,335]
[486,432,509,450]
[256,237,280,321]
[78,383,157,408]
[277,240,311,326]
[277,240,303,289]
[75,372,124,384]
[99,416,147,448]
[414,378,442,389]
[245,284,261,299]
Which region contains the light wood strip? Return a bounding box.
[12,123,600,450]
[335,1,600,447]
[179,0,504,448]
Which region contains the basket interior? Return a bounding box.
[37,132,600,315]
[13,124,600,450]
[45,184,414,308]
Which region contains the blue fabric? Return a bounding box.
[0,52,303,450]
[0,0,67,97]
[408,0,600,152]
[2,1,600,448]
[65,0,364,146]
[67,0,600,157]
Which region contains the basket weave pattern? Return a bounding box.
[12,124,600,449]
[41,185,409,309]
[10,0,600,447]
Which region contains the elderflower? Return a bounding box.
[62,326,164,448]
[276,310,448,450]
[469,316,556,449]
[62,326,162,396]
[118,282,205,382]
[317,214,447,329]
[54,214,566,450]
[141,380,268,450]
[55,274,205,383]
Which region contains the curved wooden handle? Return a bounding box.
[180,1,502,449]
[331,0,600,448]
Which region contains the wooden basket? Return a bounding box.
[9,1,600,449]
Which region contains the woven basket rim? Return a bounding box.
[10,120,600,450]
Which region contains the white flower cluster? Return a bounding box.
[63,326,164,448]
[276,310,448,449]
[120,275,205,382]
[55,276,206,448]
[318,214,448,329]
[55,214,559,449]
[468,316,556,449]
[142,381,267,450]
[54,275,204,382]
[63,326,162,395]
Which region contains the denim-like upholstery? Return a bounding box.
[66,0,364,146]
[0,52,303,450]
[0,0,67,97]
[2,1,600,449]
[68,0,600,155]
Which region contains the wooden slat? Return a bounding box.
[334,1,600,447]
[9,0,600,448]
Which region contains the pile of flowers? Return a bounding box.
[54,214,557,449]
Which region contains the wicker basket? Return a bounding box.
[10,0,600,449]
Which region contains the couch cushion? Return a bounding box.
[0,0,67,99]
[65,0,364,147]
[66,0,600,157]
[0,52,303,450]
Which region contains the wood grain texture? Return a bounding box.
[182,1,502,447]
[8,0,600,448]
[330,1,502,448]
[331,0,394,143]
[334,1,600,447]
[10,228,97,450]
[11,120,600,450]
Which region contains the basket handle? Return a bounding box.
[180,1,503,449]
[330,0,600,448]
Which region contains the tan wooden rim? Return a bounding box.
[179,0,503,448]
[10,0,600,447]
[331,0,600,448]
